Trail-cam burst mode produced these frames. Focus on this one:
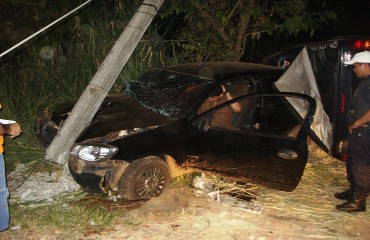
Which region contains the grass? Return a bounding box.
[11,202,119,230]
[7,191,142,237]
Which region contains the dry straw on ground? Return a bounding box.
[194,142,370,239]
[257,143,370,239]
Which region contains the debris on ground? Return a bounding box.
[192,173,262,213]
[7,164,80,203]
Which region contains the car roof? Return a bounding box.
[156,62,283,83]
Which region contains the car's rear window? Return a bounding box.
[123,69,212,118]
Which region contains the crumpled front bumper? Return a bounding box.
[68,156,129,192]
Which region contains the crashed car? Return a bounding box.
[36,62,317,200]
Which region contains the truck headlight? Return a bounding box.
[70,144,118,162]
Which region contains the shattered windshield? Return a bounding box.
[123,69,212,118]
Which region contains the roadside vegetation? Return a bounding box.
[11,198,119,230]
[5,196,137,239]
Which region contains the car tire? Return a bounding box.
[118,157,170,200]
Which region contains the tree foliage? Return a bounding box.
[161,0,337,61]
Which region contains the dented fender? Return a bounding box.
[68,156,129,191]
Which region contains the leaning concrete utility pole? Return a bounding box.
[46,0,165,166]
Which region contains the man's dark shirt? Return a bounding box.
[347,76,370,130]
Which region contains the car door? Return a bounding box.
[189,92,316,191]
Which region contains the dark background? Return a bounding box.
[0,0,369,59]
[321,0,370,37]
[268,0,370,45]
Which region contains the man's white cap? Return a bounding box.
[344,50,370,65]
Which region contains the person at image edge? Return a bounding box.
[0,102,21,231]
[335,50,370,212]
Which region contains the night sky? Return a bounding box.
[321,0,370,37]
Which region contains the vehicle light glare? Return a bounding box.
[343,51,352,63]
[365,40,370,49]
[70,144,118,161]
[352,40,370,50]
[79,146,96,161]
[353,40,361,49]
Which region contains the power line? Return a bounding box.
[0,0,94,58]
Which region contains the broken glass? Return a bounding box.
[123,69,212,118]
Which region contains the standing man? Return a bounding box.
[0,102,21,231]
[335,51,370,212]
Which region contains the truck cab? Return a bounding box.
[263,36,370,161]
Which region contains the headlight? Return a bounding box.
[70,144,118,162]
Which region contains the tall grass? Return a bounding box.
[0,0,187,170]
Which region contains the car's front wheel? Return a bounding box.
[118,157,170,200]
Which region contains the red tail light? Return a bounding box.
[352,40,370,50]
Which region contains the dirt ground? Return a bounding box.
[2,145,370,240]
[3,186,370,240]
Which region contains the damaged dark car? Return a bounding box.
[36,62,317,200]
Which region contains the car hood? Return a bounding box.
[51,94,174,143]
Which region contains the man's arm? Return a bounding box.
[221,85,243,113]
[0,123,22,138]
[225,92,243,112]
[349,109,370,133]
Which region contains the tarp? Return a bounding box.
[275,47,333,152]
